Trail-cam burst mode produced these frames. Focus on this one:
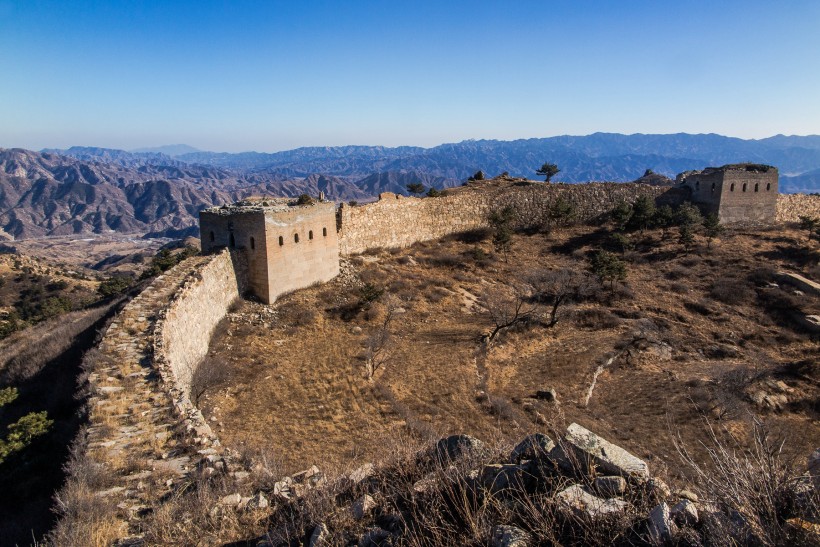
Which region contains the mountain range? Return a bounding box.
[1,133,818,240]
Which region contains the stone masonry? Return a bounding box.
[200,199,339,304]
[677,164,779,224]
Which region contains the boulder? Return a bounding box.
[535,388,557,402]
[510,433,555,463]
[435,434,486,462]
[480,463,535,493]
[593,475,627,497]
[358,527,391,546]
[220,493,242,506]
[352,494,377,520]
[675,489,699,503]
[349,462,375,485]
[308,523,329,546]
[561,423,649,481]
[246,491,269,510]
[671,499,699,527]
[647,503,676,543]
[491,525,531,547]
[556,484,629,518]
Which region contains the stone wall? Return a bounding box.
[337,180,681,255]
[154,249,247,441]
[776,193,820,223]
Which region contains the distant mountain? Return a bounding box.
[41,146,184,169]
[780,168,820,194]
[166,133,820,187]
[131,144,202,157]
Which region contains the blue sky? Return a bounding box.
[1,0,818,152]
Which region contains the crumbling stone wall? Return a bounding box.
[776,193,820,223]
[337,181,680,255]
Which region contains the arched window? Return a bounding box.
[742,183,747,192]
[229,233,236,248]
[323,227,327,237]
[209,231,215,242]
[754,183,759,192]
[294,233,300,243]
[766,182,771,191]
[711,182,716,194]
[730,183,735,192]
[250,237,255,250]
[309,230,314,240]
[695,181,700,190]
[278,236,284,246]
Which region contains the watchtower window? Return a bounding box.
[229,233,236,248]
[278,236,284,246]
[294,233,300,243]
[209,231,215,242]
[250,237,255,250]
[742,183,747,192]
[711,182,716,194]
[754,183,759,192]
[766,182,771,191]
[695,181,700,190]
[309,230,314,240]
[323,227,327,237]
[730,183,735,192]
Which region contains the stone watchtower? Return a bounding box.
[199,198,339,304]
[677,163,778,224]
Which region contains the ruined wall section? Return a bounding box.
[776,193,820,223]
[338,182,676,255]
[80,252,245,539]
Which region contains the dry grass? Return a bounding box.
[202,223,819,484]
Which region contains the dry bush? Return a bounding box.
[48,429,123,547]
[710,277,755,305]
[676,419,819,546]
[573,308,621,330]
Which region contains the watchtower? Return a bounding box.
[199,198,339,304]
[677,164,778,224]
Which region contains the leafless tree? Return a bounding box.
[528,267,595,327]
[363,294,399,381]
[479,283,539,344]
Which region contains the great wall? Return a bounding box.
[63,176,820,542]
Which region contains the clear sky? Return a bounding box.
[1,0,818,152]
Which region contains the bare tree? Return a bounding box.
[363,294,399,381]
[480,283,539,344]
[528,268,595,327]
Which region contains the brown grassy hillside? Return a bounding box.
[201,221,819,482]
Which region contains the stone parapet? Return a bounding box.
[776,193,820,223]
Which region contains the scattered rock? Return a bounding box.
[647,502,676,543]
[246,491,269,510]
[510,433,555,463]
[220,493,242,506]
[349,462,375,484]
[807,448,820,485]
[435,434,486,462]
[535,388,557,402]
[646,477,671,503]
[491,525,530,547]
[480,463,534,493]
[676,489,699,503]
[556,484,629,518]
[352,494,377,520]
[671,499,699,527]
[562,423,650,481]
[308,523,330,546]
[593,475,627,497]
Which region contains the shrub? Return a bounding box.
[98,275,133,298]
[588,250,627,289]
[296,193,314,205]
[0,411,54,464]
[426,187,441,198]
[710,278,754,305]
